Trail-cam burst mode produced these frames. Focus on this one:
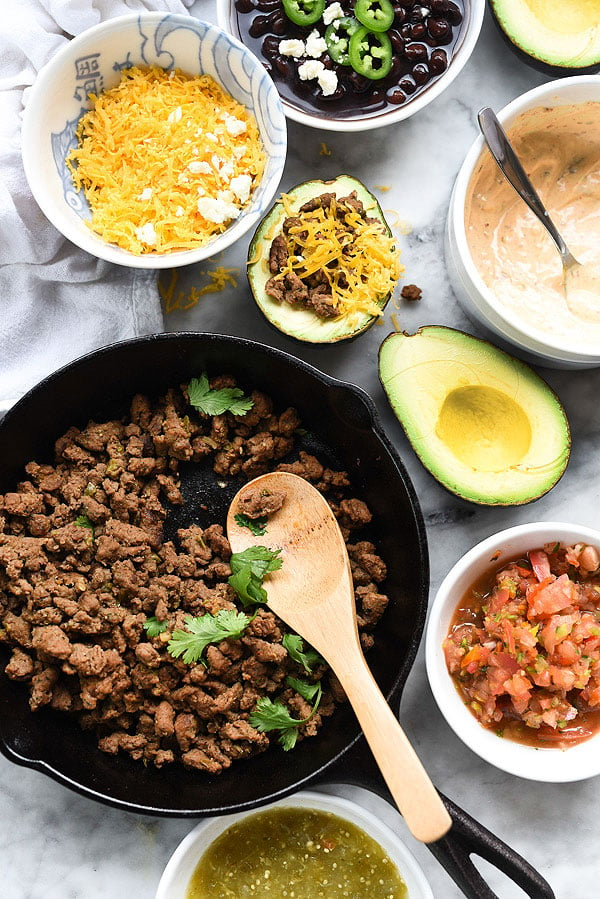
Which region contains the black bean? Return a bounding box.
[400,22,412,38]
[430,0,449,12]
[388,56,404,80]
[399,76,417,94]
[405,42,428,62]
[235,0,256,12]
[347,70,372,93]
[256,0,282,9]
[269,13,288,34]
[410,5,427,21]
[445,0,463,25]
[249,14,271,37]
[429,47,448,74]
[388,87,407,104]
[428,16,452,43]
[410,22,427,39]
[412,62,430,84]
[388,28,406,52]
[262,35,281,58]
[393,6,407,23]
[273,55,295,78]
[398,0,416,7]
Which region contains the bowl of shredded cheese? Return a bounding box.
[21,13,287,268]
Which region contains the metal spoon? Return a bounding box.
[478,106,600,322]
[226,470,452,844]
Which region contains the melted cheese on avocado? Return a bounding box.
[66,66,266,255]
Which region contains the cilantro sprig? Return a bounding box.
[249,677,322,751]
[74,513,95,539]
[282,634,324,674]
[188,373,253,417]
[234,513,268,536]
[143,616,169,638]
[228,545,282,607]
[167,609,253,665]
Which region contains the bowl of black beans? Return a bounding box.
[217,0,484,130]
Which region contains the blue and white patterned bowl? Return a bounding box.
[21,13,287,268]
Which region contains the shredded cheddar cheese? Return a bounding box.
[275,195,402,321]
[67,66,266,255]
[158,266,239,313]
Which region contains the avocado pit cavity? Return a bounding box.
[436,385,532,472]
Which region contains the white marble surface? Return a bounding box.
[3,3,600,898]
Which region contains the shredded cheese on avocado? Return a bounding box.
[275,195,402,320]
[66,66,266,255]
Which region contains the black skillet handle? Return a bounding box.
[331,738,555,899]
[429,791,555,899]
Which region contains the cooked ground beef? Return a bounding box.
[0,378,389,773]
[265,191,379,318]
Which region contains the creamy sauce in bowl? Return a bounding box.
[465,102,600,348]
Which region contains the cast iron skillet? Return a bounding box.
[0,333,553,899]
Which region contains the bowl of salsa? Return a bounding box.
[156,789,434,898]
[426,522,600,782]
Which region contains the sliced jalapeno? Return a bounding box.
[348,26,393,80]
[354,0,395,33]
[325,16,361,66]
[282,0,326,26]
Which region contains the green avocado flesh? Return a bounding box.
[378,327,571,506]
[247,175,394,344]
[491,0,600,70]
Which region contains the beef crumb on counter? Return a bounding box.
[0,378,389,773]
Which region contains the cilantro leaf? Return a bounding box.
[167,610,252,665]
[249,679,322,751]
[74,514,95,539]
[234,513,268,536]
[282,634,324,674]
[228,545,282,607]
[188,373,254,417]
[285,676,322,705]
[143,616,169,638]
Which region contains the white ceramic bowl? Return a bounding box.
[156,789,434,899]
[426,522,600,782]
[446,75,600,369]
[216,0,485,132]
[21,13,287,269]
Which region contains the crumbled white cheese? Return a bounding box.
[135,222,157,245]
[197,186,206,197]
[137,187,153,201]
[197,196,240,224]
[205,132,218,143]
[178,173,190,184]
[188,161,211,174]
[279,38,305,58]
[230,174,252,204]
[298,59,325,81]
[219,161,235,182]
[305,29,327,58]
[167,106,182,124]
[223,114,248,136]
[323,1,344,24]
[175,206,184,217]
[318,68,339,96]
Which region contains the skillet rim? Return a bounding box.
[0,331,429,815]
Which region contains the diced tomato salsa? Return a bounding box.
[444,542,600,749]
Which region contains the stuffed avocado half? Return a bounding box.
[247,175,402,344]
[490,0,600,74]
[378,327,571,506]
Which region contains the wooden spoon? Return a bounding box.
[226,471,452,844]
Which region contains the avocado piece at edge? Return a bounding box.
[490,0,600,74]
[247,174,398,344]
[378,326,571,506]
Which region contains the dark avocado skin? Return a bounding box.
[488,0,600,76]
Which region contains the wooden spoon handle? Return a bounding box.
[336,656,452,843]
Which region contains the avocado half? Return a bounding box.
[378,326,571,506]
[490,0,600,74]
[247,175,397,344]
